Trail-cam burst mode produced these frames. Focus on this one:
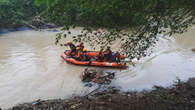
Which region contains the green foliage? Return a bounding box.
[38,0,195,27]
[0,0,43,29]
[36,0,195,59]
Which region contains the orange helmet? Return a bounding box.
[83,48,87,52]
[67,42,72,45]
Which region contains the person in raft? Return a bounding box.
[77,48,90,61]
[103,46,112,61]
[75,47,82,60]
[103,46,121,63]
[97,49,104,61]
[65,42,76,57]
[77,42,84,51]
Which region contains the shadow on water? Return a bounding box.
[0,26,60,35]
[0,26,31,35]
[0,29,10,34]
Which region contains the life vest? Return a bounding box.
[78,51,84,60]
[77,51,88,60]
[83,52,89,59]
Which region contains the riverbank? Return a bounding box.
[0,17,57,34]
[6,77,195,110]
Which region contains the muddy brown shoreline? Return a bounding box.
[5,77,195,110]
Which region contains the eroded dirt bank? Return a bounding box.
[7,78,195,110]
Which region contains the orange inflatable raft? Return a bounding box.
[86,51,126,59]
[61,50,128,69]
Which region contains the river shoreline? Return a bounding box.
[6,77,195,110]
[0,26,60,35]
[0,17,58,34]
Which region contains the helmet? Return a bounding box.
[83,48,87,52]
[67,42,72,45]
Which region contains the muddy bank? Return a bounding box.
[6,77,195,110]
[0,17,57,34]
[24,17,57,30]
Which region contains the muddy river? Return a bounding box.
[0,26,195,108]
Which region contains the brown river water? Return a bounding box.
[0,26,195,108]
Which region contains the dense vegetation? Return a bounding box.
[36,0,195,59]
[0,0,43,29]
[37,0,195,28]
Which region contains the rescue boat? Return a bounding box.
[61,50,128,69]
